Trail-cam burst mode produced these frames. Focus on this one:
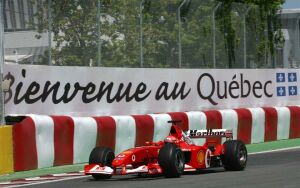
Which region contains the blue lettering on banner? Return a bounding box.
[288,86,297,96]
[288,73,297,82]
[276,73,285,83]
[277,87,286,96]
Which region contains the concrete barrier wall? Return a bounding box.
[7,106,300,172]
[0,125,14,175]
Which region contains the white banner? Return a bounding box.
[2,64,299,116]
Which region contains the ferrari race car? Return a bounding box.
[85,120,247,179]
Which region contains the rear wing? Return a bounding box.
[185,129,233,139]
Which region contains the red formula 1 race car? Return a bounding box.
[84,120,247,179]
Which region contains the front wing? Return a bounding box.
[84,163,197,176]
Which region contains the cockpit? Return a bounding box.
[169,125,194,145]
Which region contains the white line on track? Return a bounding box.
[5,175,87,188]
[249,146,300,155]
[52,173,84,177]
[5,146,300,188]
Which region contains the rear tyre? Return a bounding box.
[222,140,247,171]
[89,147,115,179]
[158,143,185,178]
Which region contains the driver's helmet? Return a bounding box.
[164,135,179,143]
[182,131,194,145]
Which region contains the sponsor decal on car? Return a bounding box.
[132,155,136,162]
[118,154,126,158]
[187,129,227,138]
[197,150,205,165]
[123,150,133,154]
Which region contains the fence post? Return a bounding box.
[97,0,102,67]
[243,7,251,68]
[139,0,145,68]
[48,0,52,65]
[0,0,5,125]
[177,0,187,68]
[212,2,221,68]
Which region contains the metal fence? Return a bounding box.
[1,0,289,69]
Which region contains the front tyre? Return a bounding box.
[158,143,185,178]
[89,147,115,179]
[222,140,247,171]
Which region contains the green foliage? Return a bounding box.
[245,0,285,67]
[34,0,98,66]
[32,0,285,68]
[214,0,285,68]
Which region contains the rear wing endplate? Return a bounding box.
[185,129,233,139]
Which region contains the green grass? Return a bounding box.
[246,138,300,153]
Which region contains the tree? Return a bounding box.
[34,0,98,66]
[34,0,141,67]
[245,0,285,67]
[216,0,285,68]
[32,0,285,68]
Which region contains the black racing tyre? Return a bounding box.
[222,140,247,171]
[158,143,185,178]
[89,147,115,179]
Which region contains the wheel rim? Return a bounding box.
[239,146,247,166]
[175,151,184,172]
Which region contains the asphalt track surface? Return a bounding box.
[22,148,300,188]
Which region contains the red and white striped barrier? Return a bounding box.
[12,106,300,172]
